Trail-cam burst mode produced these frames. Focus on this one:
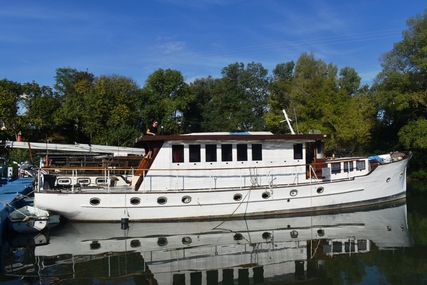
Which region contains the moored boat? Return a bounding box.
[7,205,49,233]
[5,131,412,222]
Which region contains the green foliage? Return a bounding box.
[185,76,218,132]
[265,61,295,134]
[0,79,24,140]
[372,9,427,155]
[201,62,270,132]
[82,74,139,144]
[266,53,373,155]
[399,119,427,149]
[53,67,96,142]
[139,68,190,134]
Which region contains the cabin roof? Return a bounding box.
[139,132,329,142]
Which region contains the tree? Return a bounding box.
[266,61,295,134]
[0,79,23,140]
[53,67,95,143]
[202,62,271,132]
[185,76,219,132]
[338,67,362,96]
[82,74,140,145]
[139,68,191,134]
[372,9,427,152]
[266,53,373,155]
[21,82,61,142]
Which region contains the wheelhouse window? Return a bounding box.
[237,144,248,161]
[294,143,303,159]
[205,144,217,162]
[356,160,366,170]
[344,161,354,172]
[252,144,262,161]
[189,145,201,162]
[331,163,341,174]
[221,144,232,162]
[172,145,184,163]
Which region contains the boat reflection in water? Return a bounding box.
[2,201,412,284]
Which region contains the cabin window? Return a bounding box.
[252,144,262,161]
[293,144,303,159]
[205,144,217,162]
[189,144,201,162]
[221,144,232,161]
[344,161,354,172]
[356,160,366,170]
[172,145,184,163]
[237,144,248,161]
[331,163,341,174]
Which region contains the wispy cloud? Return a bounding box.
[0,0,424,88]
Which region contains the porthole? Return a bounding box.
[317,187,324,194]
[90,241,100,250]
[89,197,101,206]
[182,237,192,245]
[157,237,168,246]
[157,197,167,205]
[96,178,108,185]
[57,178,71,185]
[290,230,299,238]
[77,178,90,185]
[262,232,272,240]
[130,197,141,205]
[234,233,243,240]
[261,191,271,199]
[233,193,243,201]
[386,177,391,183]
[182,196,192,204]
[317,229,325,237]
[290,189,298,197]
[399,172,403,178]
[130,240,141,248]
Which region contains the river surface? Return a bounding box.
[0,182,426,285]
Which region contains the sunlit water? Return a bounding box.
[1,182,426,285]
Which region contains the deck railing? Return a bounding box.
[37,157,374,192]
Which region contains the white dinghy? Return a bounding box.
[7,205,49,233]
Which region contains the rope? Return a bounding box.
[212,189,251,230]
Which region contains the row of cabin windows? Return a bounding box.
[172,143,304,163]
[330,160,366,173]
[172,144,264,163]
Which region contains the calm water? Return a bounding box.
[0,182,426,285]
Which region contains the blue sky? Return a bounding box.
[1,0,426,88]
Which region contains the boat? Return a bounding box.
[7,205,50,233]
[4,129,411,222]
[1,202,413,283]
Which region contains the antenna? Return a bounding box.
[281,109,295,134]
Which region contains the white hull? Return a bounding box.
[34,155,409,222]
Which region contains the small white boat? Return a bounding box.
[7,205,49,233]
